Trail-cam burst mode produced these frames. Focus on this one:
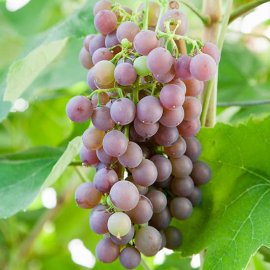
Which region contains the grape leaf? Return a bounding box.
[0,137,81,218]
[175,116,270,270]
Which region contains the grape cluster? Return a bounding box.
[67,0,219,268]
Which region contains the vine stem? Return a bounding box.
[229,0,270,23]
[143,0,149,30]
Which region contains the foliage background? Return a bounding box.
[0,0,270,269]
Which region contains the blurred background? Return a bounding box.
[0,0,270,269]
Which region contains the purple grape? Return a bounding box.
[93,0,112,16]
[114,63,137,86]
[151,155,172,182]
[93,168,118,193]
[79,47,93,69]
[154,124,179,147]
[105,30,120,49]
[134,117,159,138]
[87,69,98,90]
[80,146,99,166]
[188,187,202,206]
[177,119,201,137]
[116,21,140,42]
[90,204,112,234]
[183,97,202,121]
[170,176,194,197]
[164,136,187,159]
[171,155,193,178]
[92,47,114,64]
[149,207,171,230]
[96,238,120,263]
[160,84,185,110]
[110,226,135,245]
[92,60,115,89]
[170,197,193,220]
[184,78,204,97]
[96,147,115,164]
[120,247,141,269]
[146,189,167,213]
[175,54,192,79]
[94,10,117,35]
[159,107,184,127]
[153,67,176,83]
[82,127,105,151]
[191,161,212,185]
[184,136,202,161]
[89,34,106,55]
[83,34,95,52]
[164,226,182,250]
[92,106,115,131]
[201,41,221,64]
[133,30,159,55]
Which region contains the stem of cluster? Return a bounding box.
[143,0,149,30]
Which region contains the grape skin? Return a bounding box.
[138,1,160,27]
[134,117,159,138]
[191,161,212,185]
[83,34,95,52]
[171,155,193,178]
[159,106,184,128]
[188,187,202,206]
[92,60,115,89]
[154,125,179,147]
[150,155,172,182]
[92,106,115,131]
[96,238,120,263]
[90,205,112,234]
[79,47,93,69]
[164,136,187,158]
[120,247,141,269]
[149,207,171,230]
[134,30,159,56]
[93,168,118,193]
[170,176,194,197]
[178,118,201,137]
[133,56,151,76]
[201,41,221,64]
[94,10,117,35]
[92,47,114,64]
[175,54,192,80]
[164,226,182,250]
[114,63,137,86]
[184,136,202,161]
[93,0,112,16]
[96,147,115,164]
[87,69,98,90]
[110,226,135,245]
[82,127,105,151]
[146,189,167,213]
[116,21,140,42]
[183,79,204,97]
[170,197,193,220]
[107,212,132,237]
[80,146,99,166]
[89,34,106,55]
[183,96,202,121]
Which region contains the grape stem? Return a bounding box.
[143,0,149,30]
[229,0,270,23]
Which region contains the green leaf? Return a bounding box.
[0,137,81,218]
[175,116,270,270]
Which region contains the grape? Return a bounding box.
[134,30,159,55]
[190,53,217,81]
[184,136,201,161]
[175,55,192,79]
[147,47,174,75]
[96,147,115,164]
[154,176,172,189]
[80,146,99,166]
[191,161,211,185]
[66,96,93,122]
[91,92,110,107]
[108,212,132,237]
[117,56,135,65]
[120,247,141,269]
[138,1,160,27]
[178,118,201,137]
[116,21,140,42]
[105,31,120,51]
[154,125,179,147]
[92,47,114,64]
[149,207,171,230]
[82,127,105,150]
[160,84,186,110]
[159,9,188,35]
[132,159,158,187]
[134,118,159,138]
[183,79,204,97]
[114,63,137,86]
[75,182,102,208]
[164,226,182,250]
[89,34,106,55]
[164,136,187,158]
[93,168,118,193]
[96,238,120,263]
[95,163,108,171]
[110,181,140,211]
[159,107,184,127]
[129,125,148,143]
[137,96,163,124]
[126,195,153,224]
[201,42,221,64]
[133,56,151,76]
[151,155,172,182]
[87,69,98,90]
[92,106,115,131]
[83,34,95,52]
[90,204,112,234]
[183,97,202,121]
[146,189,167,213]
[153,67,176,83]
[110,226,135,245]
[92,60,115,89]
[79,47,93,69]
[103,130,129,157]
[188,187,202,206]
[170,197,193,220]
[118,142,143,169]
[135,226,162,256]
[93,0,112,16]
[170,176,194,197]
[94,10,117,35]
[171,155,193,178]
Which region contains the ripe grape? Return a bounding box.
[80,146,99,166]
[110,181,140,211]
[170,176,194,197]
[92,47,114,64]
[103,130,129,157]
[118,142,143,169]
[191,161,212,185]
[93,168,118,193]
[107,212,132,237]
[150,155,172,182]
[126,195,153,224]
[153,67,176,83]
[96,238,120,263]
[134,117,159,138]
[83,34,95,52]
[75,182,102,208]
[183,78,204,97]
[147,47,174,74]
[201,41,221,64]
[87,69,98,90]
[154,125,179,147]
[160,84,185,109]
[164,136,187,158]
[183,97,202,121]
[146,189,167,213]
[160,231,167,250]
[96,147,115,164]
[135,226,162,256]
[188,187,202,206]
[90,205,112,234]
[89,34,106,55]
[175,54,192,79]
[91,92,110,107]
[190,53,217,81]
[164,226,182,250]
[170,197,193,220]
[178,118,201,137]
[79,47,93,69]
[116,21,140,42]
[184,136,202,161]
[110,225,135,245]
[93,0,112,16]
[134,30,159,55]
[92,60,115,89]
[171,155,193,178]
[94,10,117,35]
[114,63,137,86]
[149,207,171,230]
[159,106,184,127]
[66,96,93,122]
[105,30,120,51]
[82,127,105,150]
[137,96,163,124]
[120,247,141,269]
[132,159,158,187]
[133,56,151,76]
[92,106,115,131]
